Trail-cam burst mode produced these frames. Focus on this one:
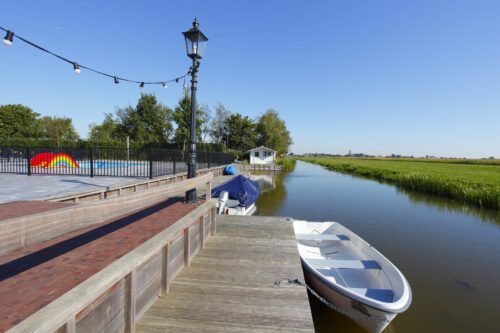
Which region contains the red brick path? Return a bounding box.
[0,201,72,222]
[0,197,202,332]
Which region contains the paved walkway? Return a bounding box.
[0,174,140,203]
[0,197,203,332]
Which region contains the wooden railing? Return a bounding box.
[44,165,226,203]
[239,164,282,172]
[6,195,216,333]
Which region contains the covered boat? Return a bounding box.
[211,175,260,215]
[293,220,412,333]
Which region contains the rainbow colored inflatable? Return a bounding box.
[30,152,79,168]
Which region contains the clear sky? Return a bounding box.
[1,0,499,158]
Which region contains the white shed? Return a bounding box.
[248,146,276,165]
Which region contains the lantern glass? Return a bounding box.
[183,20,208,59]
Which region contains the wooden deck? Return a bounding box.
[136,215,314,333]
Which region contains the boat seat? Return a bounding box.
[306,258,381,270]
[295,234,349,241]
[349,288,394,302]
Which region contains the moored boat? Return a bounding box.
[293,220,412,333]
[212,175,260,215]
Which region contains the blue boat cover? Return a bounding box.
[223,164,237,175]
[212,175,260,208]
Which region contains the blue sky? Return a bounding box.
[1,0,499,158]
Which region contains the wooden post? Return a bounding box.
[124,270,137,333]
[199,216,205,249]
[161,243,169,294]
[206,180,212,200]
[184,227,190,267]
[211,207,217,236]
[61,317,76,333]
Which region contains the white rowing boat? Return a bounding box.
[293,220,412,333]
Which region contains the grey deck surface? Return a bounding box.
[136,215,314,333]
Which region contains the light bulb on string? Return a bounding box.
[3,30,14,46]
[114,77,119,84]
[162,82,167,88]
[73,62,81,74]
[139,82,145,88]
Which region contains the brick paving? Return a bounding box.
[0,197,202,332]
[0,201,72,222]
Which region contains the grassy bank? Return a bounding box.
[276,158,296,172]
[299,157,500,210]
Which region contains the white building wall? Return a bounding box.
[249,148,275,165]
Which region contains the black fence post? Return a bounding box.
[149,148,153,179]
[89,147,94,178]
[26,146,31,176]
[173,150,176,175]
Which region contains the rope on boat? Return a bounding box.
[275,278,389,323]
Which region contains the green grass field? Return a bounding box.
[299,157,500,210]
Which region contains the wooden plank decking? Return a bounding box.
[136,215,314,333]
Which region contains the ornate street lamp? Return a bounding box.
[183,17,208,203]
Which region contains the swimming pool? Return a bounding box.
[78,161,146,169]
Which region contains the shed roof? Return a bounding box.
[248,146,276,152]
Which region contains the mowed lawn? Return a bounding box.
[300,157,500,210]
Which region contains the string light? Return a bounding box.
[3,30,13,46]
[73,62,81,74]
[0,25,189,88]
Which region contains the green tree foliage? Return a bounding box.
[172,89,208,150]
[0,104,40,139]
[256,109,292,155]
[210,103,231,144]
[225,113,257,151]
[88,113,118,144]
[38,116,79,146]
[199,104,211,144]
[117,94,173,142]
[89,94,173,144]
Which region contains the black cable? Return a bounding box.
[0,25,189,86]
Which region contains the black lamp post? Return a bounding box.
[183,17,208,203]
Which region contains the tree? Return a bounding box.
[225,113,257,151]
[102,94,173,143]
[210,103,231,145]
[88,113,118,144]
[172,89,208,150]
[38,116,79,146]
[199,104,211,144]
[256,109,292,155]
[0,104,40,139]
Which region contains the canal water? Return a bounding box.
[254,161,500,333]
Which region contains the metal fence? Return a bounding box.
[0,146,234,179]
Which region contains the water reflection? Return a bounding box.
[251,172,288,215]
[401,190,500,225]
[252,161,500,333]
